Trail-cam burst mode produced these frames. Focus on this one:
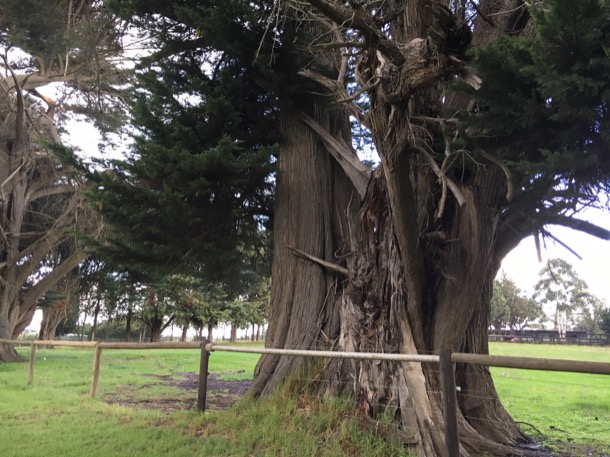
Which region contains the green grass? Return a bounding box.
[489,343,610,455]
[0,344,411,457]
[0,342,608,456]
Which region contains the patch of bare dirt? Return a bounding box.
[104,372,252,413]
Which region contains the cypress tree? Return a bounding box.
[89,1,279,288]
[86,0,610,454]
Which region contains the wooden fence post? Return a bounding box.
[90,344,102,398]
[197,339,210,412]
[440,349,459,457]
[27,342,37,385]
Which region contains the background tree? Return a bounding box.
[37,266,80,341]
[493,275,544,334]
[574,294,605,336]
[490,277,510,332]
[534,258,592,337]
[597,307,610,337]
[0,0,127,361]
[76,3,276,341]
[191,283,229,342]
[84,0,276,288]
[508,296,543,335]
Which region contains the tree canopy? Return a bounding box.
[0,0,131,361]
[534,258,605,336]
[5,0,610,454]
[491,274,543,333]
[84,0,276,293]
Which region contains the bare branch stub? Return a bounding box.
[287,245,349,276]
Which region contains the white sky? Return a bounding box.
[501,208,610,304]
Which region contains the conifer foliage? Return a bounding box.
[465,0,610,225]
[89,0,278,288]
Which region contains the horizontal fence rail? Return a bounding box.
[204,343,440,363]
[0,338,98,347]
[98,342,201,350]
[206,344,610,375]
[451,353,610,375]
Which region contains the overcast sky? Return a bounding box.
[501,208,610,304]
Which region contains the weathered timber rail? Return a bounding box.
[2,338,610,457]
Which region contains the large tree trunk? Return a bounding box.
[90,301,102,341]
[253,1,540,455]
[149,320,163,343]
[251,94,357,395]
[38,301,68,343]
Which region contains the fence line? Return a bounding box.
[3,338,610,456]
[203,343,440,363]
[205,343,610,375]
[0,339,98,347]
[488,333,608,346]
[98,342,201,350]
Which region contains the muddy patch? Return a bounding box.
[104,372,252,413]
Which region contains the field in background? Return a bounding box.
[0,342,607,456]
[489,343,610,455]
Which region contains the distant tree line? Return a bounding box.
[491,258,610,337]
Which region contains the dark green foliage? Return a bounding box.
[456,0,610,226]
[0,0,69,62]
[86,1,280,290]
[90,137,273,286]
[91,318,144,340]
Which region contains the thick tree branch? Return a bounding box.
[310,41,366,50]
[414,145,467,213]
[287,245,348,276]
[298,69,367,123]
[300,0,404,64]
[13,193,82,288]
[0,69,92,92]
[476,148,514,202]
[18,249,87,323]
[0,163,25,202]
[547,215,610,240]
[28,184,77,203]
[161,315,175,333]
[1,55,26,152]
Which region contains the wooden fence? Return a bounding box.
[488,334,608,346]
[2,338,610,457]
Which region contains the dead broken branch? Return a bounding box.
[287,245,349,276]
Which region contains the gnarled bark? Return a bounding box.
[251,94,358,396]
[254,1,545,455]
[0,71,86,362]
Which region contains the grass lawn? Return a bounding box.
[0,341,608,456]
[489,343,610,455]
[0,343,410,457]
